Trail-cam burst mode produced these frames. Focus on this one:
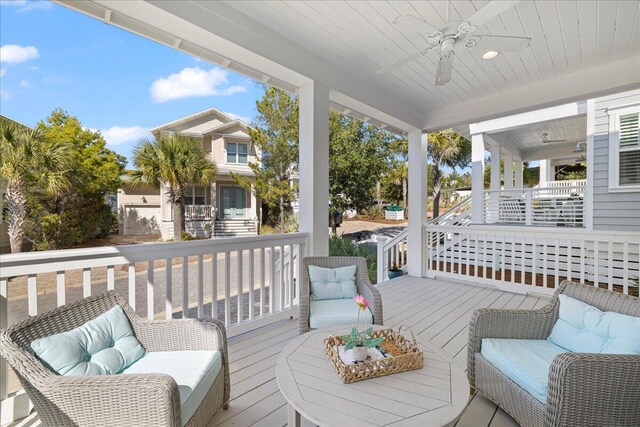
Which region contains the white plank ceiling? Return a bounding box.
[497,114,587,151]
[220,0,640,120]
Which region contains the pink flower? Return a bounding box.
[354,295,369,310]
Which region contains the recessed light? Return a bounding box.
[482,50,499,60]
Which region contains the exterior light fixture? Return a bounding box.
[482,50,499,60]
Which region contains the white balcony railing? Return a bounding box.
[483,181,586,227]
[376,230,408,283]
[424,224,639,297]
[184,204,215,220]
[0,233,306,411]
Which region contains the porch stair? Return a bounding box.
[430,195,472,227]
[214,218,257,237]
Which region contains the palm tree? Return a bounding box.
[387,162,408,216]
[0,122,72,253]
[130,134,217,241]
[428,130,471,219]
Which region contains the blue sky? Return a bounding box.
[0,0,263,166]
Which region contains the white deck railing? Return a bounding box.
[0,233,306,409]
[424,224,639,296]
[376,230,408,283]
[483,182,586,227]
[185,204,215,220]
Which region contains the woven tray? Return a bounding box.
[324,326,423,384]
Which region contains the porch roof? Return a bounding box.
[56,0,640,133]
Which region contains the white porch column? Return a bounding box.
[407,129,428,277]
[514,159,524,189]
[489,144,502,223]
[471,133,485,224]
[539,159,553,185]
[503,152,514,189]
[298,81,329,256]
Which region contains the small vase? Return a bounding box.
[351,346,368,363]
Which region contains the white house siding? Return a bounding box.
[591,89,640,232]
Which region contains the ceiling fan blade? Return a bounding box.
[465,1,520,28]
[474,35,531,53]
[377,49,428,75]
[542,139,568,143]
[435,52,454,86]
[392,15,439,34]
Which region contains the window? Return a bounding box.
[609,106,640,191]
[226,142,248,164]
[185,186,206,205]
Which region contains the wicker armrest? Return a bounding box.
[467,304,556,386]
[357,278,383,325]
[131,317,227,352]
[40,373,182,426]
[546,353,640,427]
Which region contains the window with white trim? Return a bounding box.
[226,142,248,164]
[185,186,206,205]
[609,106,640,191]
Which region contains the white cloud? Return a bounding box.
[0,89,14,100]
[95,126,151,146]
[0,1,52,13]
[150,66,246,103]
[224,112,252,124]
[0,44,39,64]
[19,79,30,88]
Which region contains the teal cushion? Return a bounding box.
[547,294,640,354]
[308,265,357,301]
[31,305,146,376]
[122,350,222,426]
[309,298,373,329]
[481,339,567,403]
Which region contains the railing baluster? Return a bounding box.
[279,245,285,310]
[483,234,488,279]
[531,237,537,287]
[83,268,91,298]
[197,255,204,318]
[607,241,613,291]
[56,271,66,306]
[211,253,218,320]
[128,263,136,311]
[249,249,255,320]
[520,237,526,285]
[0,278,7,401]
[182,256,189,318]
[28,274,37,316]
[566,240,572,282]
[237,250,243,324]
[260,248,266,317]
[543,238,548,288]
[622,241,629,295]
[580,240,585,283]
[554,241,560,288]
[511,236,516,284]
[165,258,173,319]
[147,261,154,320]
[107,265,115,291]
[289,244,295,308]
[492,238,497,281]
[224,252,231,326]
[593,240,600,286]
[269,247,275,314]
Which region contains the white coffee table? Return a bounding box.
[276,326,470,427]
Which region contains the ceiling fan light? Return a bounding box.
[482,50,499,60]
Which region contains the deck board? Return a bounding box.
[9,277,550,427]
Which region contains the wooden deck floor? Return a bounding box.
[10,276,550,427]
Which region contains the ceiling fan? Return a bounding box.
[572,142,585,153]
[540,132,567,144]
[377,0,531,86]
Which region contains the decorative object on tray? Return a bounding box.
[325,325,424,384]
[388,260,404,279]
[339,295,384,362]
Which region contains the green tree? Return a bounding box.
[25,109,126,250]
[131,134,217,241]
[234,86,299,232]
[428,130,471,218]
[0,119,72,252]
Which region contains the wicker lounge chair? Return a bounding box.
[299,256,383,333]
[0,291,230,427]
[468,280,640,427]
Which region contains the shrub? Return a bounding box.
[362,206,384,218]
[329,235,377,282]
[181,232,194,241]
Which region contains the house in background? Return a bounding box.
[117,108,260,239]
